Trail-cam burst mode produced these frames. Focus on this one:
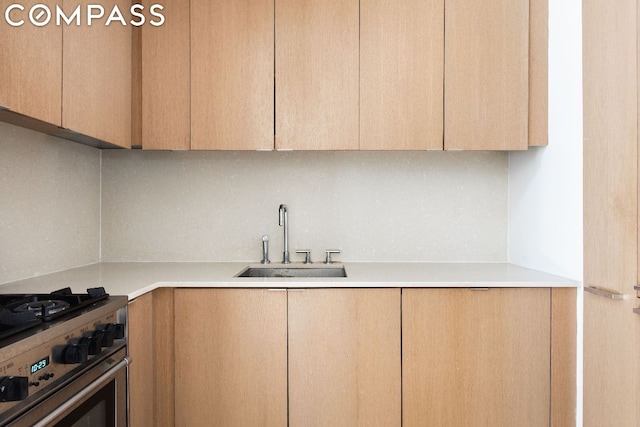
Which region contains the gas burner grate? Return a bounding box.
[13,300,71,318]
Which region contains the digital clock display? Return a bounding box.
[30,356,49,375]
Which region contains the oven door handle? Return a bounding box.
[33,356,131,427]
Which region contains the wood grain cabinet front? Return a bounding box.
[62,0,132,148]
[172,288,400,426]
[275,0,359,150]
[444,0,530,150]
[359,0,444,150]
[190,0,274,150]
[127,292,154,427]
[129,287,574,426]
[288,289,401,426]
[583,0,640,424]
[140,0,190,150]
[128,288,175,427]
[0,0,62,126]
[402,288,552,426]
[174,289,288,426]
[0,0,131,148]
[138,0,547,151]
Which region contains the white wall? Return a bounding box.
[101,150,508,263]
[508,1,583,281]
[0,122,101,284]
[508,1,583,425]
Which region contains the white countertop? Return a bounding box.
[0,262,577,300]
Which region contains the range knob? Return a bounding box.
[105,323,125,340]
[78,336,101,355]
[62,344,88,364]
[92,328,114,348]
[0,376,28,402]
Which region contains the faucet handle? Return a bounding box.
[296,250,312,264]
[261,235,271,264]
[325,250,341,264]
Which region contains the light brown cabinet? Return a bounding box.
[0,0,131,148]
[288,289,401,426]
[275,0,359,150]
[583,0,640,424]
[129,286,573,426]
[174,289,288,426]
[0,0,62,125]
[138,0,546,151]
[444,0,529,150]
[171,288,399,426]
[359,0,443,150]
[140,0,190,150]
[402,288,552,426]
[127,292,154,427]
[62,0,131,148]
[128,288,175,427]
[190,0,274,150]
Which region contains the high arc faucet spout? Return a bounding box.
[279,204,290,264]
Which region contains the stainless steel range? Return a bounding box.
[0,287,128,426]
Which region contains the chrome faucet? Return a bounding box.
[279,204,290,264]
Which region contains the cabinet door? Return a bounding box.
[528,0,548,147]
[288,289,401,426]
[128,289,175,427]
[584,293,639,426]
[141,0,190,150]
[444,0,529,150]
[0,0,61,125]
[583,0,637,297]
[191,0,274,150]
[402,288,550,426]
[276,0,359,150]
[62,0,131,148]
[360,0,443,150]
[174,289,287,426]
[583,0,639,424]
[128,292,154,427]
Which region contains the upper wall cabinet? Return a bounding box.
[138,0,546,151]
[0,0,62,125]
[62,0,132,148]
[528,0,548,147]
[360,0,444,150]
[190,0,274,150]
[0,0,131,148]
[141,0,190,150]
[275,0,359,150]
[444,0,529,150]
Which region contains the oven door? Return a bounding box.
[7,348,129,427]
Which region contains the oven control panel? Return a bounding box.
[0,305,126,408]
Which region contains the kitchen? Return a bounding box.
[0,0,629,426]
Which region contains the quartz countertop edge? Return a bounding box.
[0,262,578,300]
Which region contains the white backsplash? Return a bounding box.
[101,150,508,263]
[0,122,101,284]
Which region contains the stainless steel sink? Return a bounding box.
[237,266,347,278]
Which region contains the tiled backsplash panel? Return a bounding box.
[0,122,100,283]
[101,150,507,263]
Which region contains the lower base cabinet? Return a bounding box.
[288,289,401,426]
[402,288,552,426]
[127,287,575,426]
[127,292,154,427]
[174,289,288,426]
[174,288,400,427]
[583,292,639,426]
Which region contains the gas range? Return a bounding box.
[0,287,128,426]
[0,287,112,341]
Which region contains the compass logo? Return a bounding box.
[4,3,165,27]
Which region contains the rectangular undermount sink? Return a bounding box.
[237,265,347,278]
